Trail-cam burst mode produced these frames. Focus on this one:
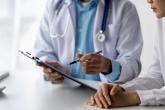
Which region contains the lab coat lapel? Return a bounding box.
[65,0,76,29]
[93,0,104,53]
[66,0,76,62]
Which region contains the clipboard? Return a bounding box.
[19,50,97,91]
[0,86,6,92]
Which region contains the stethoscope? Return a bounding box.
[52,0,110,43]
[96,0,110,42]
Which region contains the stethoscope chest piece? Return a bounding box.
[96,31,106,42]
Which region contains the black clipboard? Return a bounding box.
[19,50,97,91]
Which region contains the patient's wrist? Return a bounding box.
[129,91,141,105]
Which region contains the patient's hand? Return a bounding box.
[38,61,64,83]
[87,83,141,108]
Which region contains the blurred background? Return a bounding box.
[0,0,161,76]
[0,0,46,72]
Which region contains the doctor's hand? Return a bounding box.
[38,61,64,83]
[87,83,141,109]
[78,53,112,74]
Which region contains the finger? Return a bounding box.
[50,76,64,83]
[101,84,111,105]
[86,96,95,106]
[83,67,100,74]
[48,74,63,81]
[80,54,92,61]
[94,93,103,108]
[86,65,101,71]
[86,61,101,66]
[47,72,59,79]
[81,61,101,71]
[51,78,63,84]
[43,68,53,74]
[91,96,95,105]
[98,88,109,108]
[80,56,101,67]
[81,54,101,63]
[43,72,56,82]
[43,69,52,78]
[80,58,101,66]
[83,63,103,74]
[110,85,123,96]
[45,61,59,67]
[48,73,61,79]
[90,54,102,61]
[80,60,86,67]
[77,53,83,59]
[86,100,93,106]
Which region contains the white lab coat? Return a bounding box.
[122,19,165,105]
[34,0,143,83]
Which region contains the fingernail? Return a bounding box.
[86,101,92,106]
[111,91,115,96]
[108,100,111,105]
[91,100,94,104]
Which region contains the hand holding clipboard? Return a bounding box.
[19,50,97,91]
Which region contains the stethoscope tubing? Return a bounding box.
[101,0,110,32]
[51,0,110,42]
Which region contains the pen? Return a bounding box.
[0,72,9,81]
[69,50,102,65]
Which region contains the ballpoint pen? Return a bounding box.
[69,50,102,65]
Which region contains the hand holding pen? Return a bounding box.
[70,50,112,74]
[69,51,102,65]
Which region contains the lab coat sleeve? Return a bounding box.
[122,76,165,105]
[114,1,143,83]
[33,0,58,62]
[121,76,165,106]
[121,39,165,105]
[137,87,165,105]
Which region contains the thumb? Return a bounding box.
[77,53,83,59]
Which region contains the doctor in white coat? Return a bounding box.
[87,0,165,108]
[34,0,142,83]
